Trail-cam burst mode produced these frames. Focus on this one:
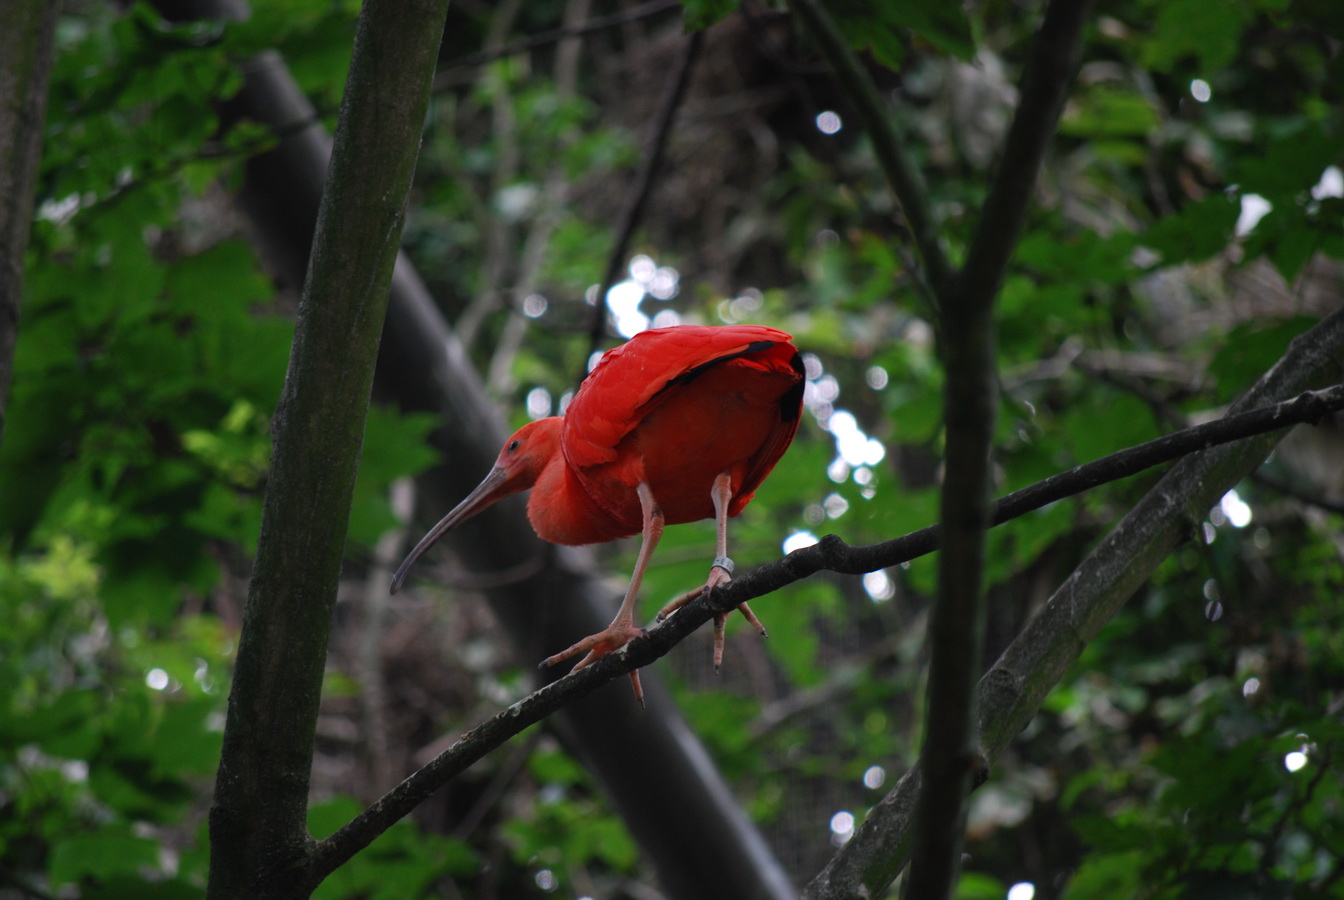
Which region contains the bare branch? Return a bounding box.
[433,0,680,85]
[583,30,704,367]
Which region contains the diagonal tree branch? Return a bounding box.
[308,364,1344,878]
[784,1,1096,893]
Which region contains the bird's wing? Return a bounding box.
[730,362,805,515]
[562,325,796,470]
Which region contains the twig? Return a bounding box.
[583,29,704,370]
[0,868,57,900]
[432,0,679,85]
[306,380,1344,884]
[358,479,414,799]
[454,0,525,353]
[486,0,591,397]
[451,730,544,840]
[1259,743,1333,876]
[785,0,955,300]
[1251,470,1344,516]
[748,629,911,740]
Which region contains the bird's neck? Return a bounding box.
[527,450,631,546]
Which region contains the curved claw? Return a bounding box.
[540,622,646,670]
[540,622,648,703]
[656,561,768,673]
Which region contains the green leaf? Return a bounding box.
[1140,195,1239,265]
[1060,392,1156,468]
[150,699,223,778]
[1142,0,1249,72]
[1061,848,1146,898]
[309,795,364,840]
[832,0,975,67]
[957,872,1007,899]
[346,406,440,547]
[528,747,587,786]
[682,0,737,31]
[585,815,639,869]
[1205,316,1317,403]
[49,826,161,886]
[1060,85,1160,139]
[1231,123,1341,200]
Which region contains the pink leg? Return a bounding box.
[657,472,767,671]
[541,481,662,703]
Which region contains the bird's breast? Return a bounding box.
[526,451,638,545]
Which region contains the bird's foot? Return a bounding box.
[656,560,766,671]
[656,558,735,621]
[540,621,648,703]
[712,601,767,672]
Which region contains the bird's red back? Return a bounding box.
[556,325,804,535]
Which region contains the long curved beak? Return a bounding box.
[389,466,511,594]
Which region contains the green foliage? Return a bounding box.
[1140,194,1241,266]
[6,0,1343,897]
[830,0,975,67]
[1140,0,1253,73]
[310,797,481,900]
[347,406,439,548]
[1206,316,1319,403]
[2,4,445,896]
[0,538,224,897]
[491,739,641,894]
[682,0,738,32]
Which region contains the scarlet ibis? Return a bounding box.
[390,324,805,700]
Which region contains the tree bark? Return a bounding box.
[206,1,449,897]
[910,0,1093,895]
[0,0,59,449]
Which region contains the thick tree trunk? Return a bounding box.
[0,0,59,448]
[206,1,449,897]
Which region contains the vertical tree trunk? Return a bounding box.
[206,1,449,897]
[0,0,59,448]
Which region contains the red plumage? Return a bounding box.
[391,324,805,699]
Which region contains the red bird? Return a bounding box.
[390,324,805,700]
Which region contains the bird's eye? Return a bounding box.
[508,439,521,453]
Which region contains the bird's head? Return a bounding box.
[487,417,563,490]
[390,418,562,593]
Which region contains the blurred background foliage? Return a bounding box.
[2,0,1342,898]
